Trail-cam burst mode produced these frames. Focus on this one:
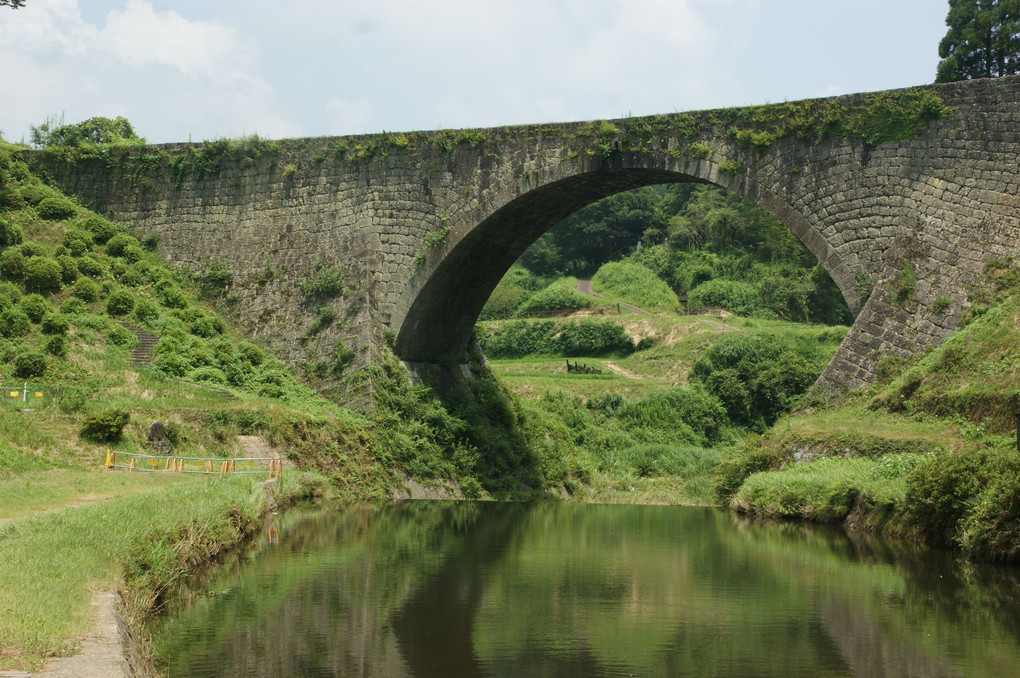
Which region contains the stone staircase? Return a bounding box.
[115,320,158,368]
[115,320,237,400]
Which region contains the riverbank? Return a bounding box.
[0,467,326,674]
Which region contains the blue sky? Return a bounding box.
[1,0,949,144]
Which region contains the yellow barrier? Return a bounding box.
[105,451,284,477]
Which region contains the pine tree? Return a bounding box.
[937,0,1020,82]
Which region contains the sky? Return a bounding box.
[0,0,950,145]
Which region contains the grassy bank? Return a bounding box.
[718,277,1020,561]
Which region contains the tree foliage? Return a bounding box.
[1,1,27,8]
[30,115,143,149]
[936,0,1020,82]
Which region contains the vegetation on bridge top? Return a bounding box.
[22,85,950,187]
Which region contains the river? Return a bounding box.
[150,502,1020,677]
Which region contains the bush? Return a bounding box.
[13,351,47,378]
[45,334,67,357]
[20,294,49,323]
[35,196,78,221]
[0,248,26,281]
[191,316,225,338]
[20,242,47,258]
[24,256,63,294]
[41,312,69,335]
[0,218,22,248]
[190,366,227,384]
[591,261,682,312]
[688,278,761,316]
[60,297,87,314]
[516,278,592,316]
[133,297,159,324]
[691,333,821,428]
[74,277,98,302]
[56,254,79,283]
[105,234,139,257]
[558,319,634,356]
[76,255,105,277]
[122,245,145,264]
[118,267,144,287]
[0,308,31,338]
[62,228,94,256]
[105,288,135,316]
[79,408,131,443]
[477,319,558,358]
[18,184,52,205]
[904,448,1016,545]
[80,215,120,244]
[108,325,136,346]
[619,386,726,445]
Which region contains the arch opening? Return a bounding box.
[394,167,853,364]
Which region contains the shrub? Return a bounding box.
[20,242,47,258]
[56,254,78,283]
[60,297,87,314]
[74,277,98,302]
[62,228,94,256]
[122,245,145,264]
[238,342,265,366]
[133,297,159,324]
[191,316,225,338]
[35,196,78,221]
[691,333,821,428]
[105,233,139,257]
[80,215,120,244]
[591,261,682,312]
[105,288,135,316]
[0,218,22,248]
[79,408,131,443]
[619,386,726,445]
[118,267,144,287]
[18,184,52,205]
[558,319,634,356]
[13,351,47,378]
[516,278,591,316]
[0,189,25,211]
[0,248,26,281]
[0,308,31,338]
[40,312,69,335]
[477,319,558,358]
[108,325,136,346]
[904,448,1016,545]
[45,334,67,357]
[24,256,63,294]
[688,278,760,316]
[76,255,105,277]
[20,294,49,323]
[190,366,226,384]
[300,265,346,301]
[153,352,189,377]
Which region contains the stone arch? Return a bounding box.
[393,159,860,364]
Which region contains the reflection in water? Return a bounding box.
[152,503,1020,678]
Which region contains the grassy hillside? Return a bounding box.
[718,266,1020,561]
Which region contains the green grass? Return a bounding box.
[0,475,267,671]
[591,261,682,313]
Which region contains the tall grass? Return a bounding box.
[591,261,682,312]
[0,476,266,671]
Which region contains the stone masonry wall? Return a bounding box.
[28,76,1020,391]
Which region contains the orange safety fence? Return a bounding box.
[105,450,284,478]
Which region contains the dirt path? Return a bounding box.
[33,592,126,678]
[574,280,652,315]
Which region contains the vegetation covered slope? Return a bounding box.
[718,263,1020,561]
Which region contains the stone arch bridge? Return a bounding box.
[30,76,1020,391]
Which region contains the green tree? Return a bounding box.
[1,1,27,8]
[30,116,142,149]
[936,0,1020,82]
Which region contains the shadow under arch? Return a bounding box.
[394,166,860,364]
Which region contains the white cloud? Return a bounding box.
[0,0,297,143]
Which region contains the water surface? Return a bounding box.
[152,502,1020,677]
